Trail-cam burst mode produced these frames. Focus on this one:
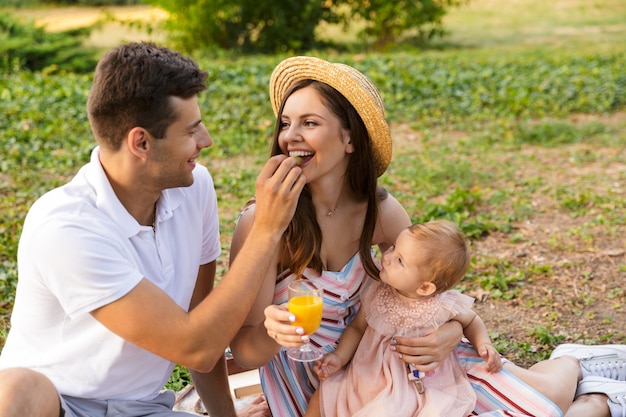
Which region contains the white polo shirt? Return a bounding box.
[0,147,221,401]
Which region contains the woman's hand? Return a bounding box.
[237,396,271,417]
[391,321,463,372]
[264,304,308,348]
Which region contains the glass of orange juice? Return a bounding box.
[287,280,324,362]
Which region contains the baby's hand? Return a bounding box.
[313,353,343,381]
[479,344,502,373]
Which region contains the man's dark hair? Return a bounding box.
[87,42,208,150]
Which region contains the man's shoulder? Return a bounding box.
[27,179,95,221]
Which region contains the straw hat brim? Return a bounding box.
[269,56,391,177]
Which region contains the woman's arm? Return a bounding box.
[374,193,412,252]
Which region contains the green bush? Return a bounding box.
[147,0,339,53]
[37,0,141,4]
[145,0,465,53]
[0,0,139,5]
[0,14,99,73]
[0,0,37,7]
[345,0,467,48]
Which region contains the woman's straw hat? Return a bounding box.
[269,56,392,177]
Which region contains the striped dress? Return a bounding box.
[260,253,367,417]
[260,254,562,417]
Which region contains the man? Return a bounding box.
[0,42,305,417]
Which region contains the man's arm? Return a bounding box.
[188,262,237,417]
[91,155,305,372]
[190,356,234,416]
[228,206,286,369]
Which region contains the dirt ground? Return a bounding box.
[471,212,626,365]
[392,117,626,366]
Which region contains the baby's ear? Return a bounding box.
[416,282,437,297]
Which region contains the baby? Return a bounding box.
[308,220,501,417]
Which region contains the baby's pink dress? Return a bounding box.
[320,280,477,417]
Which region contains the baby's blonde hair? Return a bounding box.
[407,220,470,294]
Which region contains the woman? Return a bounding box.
[228,56,624,417]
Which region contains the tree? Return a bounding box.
[0,13,98,73]
[146,0,467,53]
[345,0,468,49]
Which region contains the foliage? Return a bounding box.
[144,0,465,53]
[185,49,625,159]
[0,0,37,6]
[145,0,340,53]
[0,0,137,4]
[165,365,192,391]
[364,51,625,123]
[345,0,467,49]
[0,13,98,73]
[1,47,623,268]
[36,0,140,4]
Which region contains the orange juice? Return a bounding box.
[288,295,323,335]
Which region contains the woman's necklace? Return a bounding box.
[326,203,339,217]
[320,193,341,217]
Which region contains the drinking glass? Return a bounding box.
[286,280,324,362]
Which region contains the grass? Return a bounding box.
[1,0,625,383]
[439,0,626,51]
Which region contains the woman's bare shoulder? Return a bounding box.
[374,192,411,248]
[230,202,258,262]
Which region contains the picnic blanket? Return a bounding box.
[174,385,268,416]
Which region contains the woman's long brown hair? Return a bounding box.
[269,79,387,280]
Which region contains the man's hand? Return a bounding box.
[253,155,305,237]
